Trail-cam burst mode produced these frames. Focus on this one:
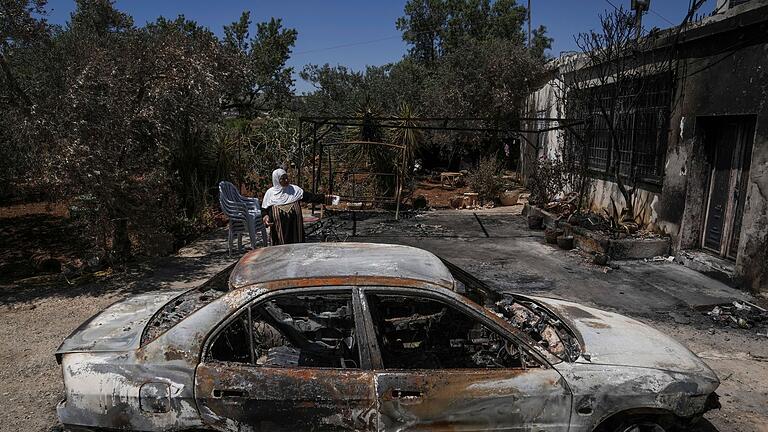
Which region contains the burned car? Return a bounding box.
[57,243,719,431]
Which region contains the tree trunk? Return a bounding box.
[111,217,131,262]
[614,170,635,222]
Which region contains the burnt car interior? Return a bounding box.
[209,293,361,368]
[492,296,581,362]
[441,257,582,363]
[366,294,529,369]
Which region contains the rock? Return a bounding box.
[30,254,62,274]
[86,256,103,271]
[737,318,750,329]
[499,190,521,206]
[544,228,562,244]
[528,215,543,229]
[557,235,575,250]
[670,312,691,324]
[593,253,610,266]
[412,195,428,210]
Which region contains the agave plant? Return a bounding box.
[349,100,396,198]
[391,102,421,176]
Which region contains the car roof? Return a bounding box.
[229,242,456,290]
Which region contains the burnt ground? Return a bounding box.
[0,202,88,286]
[1,205,767,431]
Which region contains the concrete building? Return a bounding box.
[521,0,768,293]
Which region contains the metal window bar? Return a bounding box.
[569,75,671,184]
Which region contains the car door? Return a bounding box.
[361,288,572,431]
[195,288,377,431]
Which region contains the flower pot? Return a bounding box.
[557,235,575,250]
[463,192,479,208]
[545,228,563,244]
[499,189,521,206]
[527,215,543,229]
[593,253,609,266]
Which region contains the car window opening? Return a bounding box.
[209,293,360,369]
[367,294,537,370]
[492,296,581,362]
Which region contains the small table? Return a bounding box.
[440,172,463,187]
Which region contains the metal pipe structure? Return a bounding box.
[296,115,585,223]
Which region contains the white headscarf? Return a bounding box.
[262,168,304,207]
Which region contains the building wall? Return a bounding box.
[586,179,662,230]
[522,3,768,293]
[521,81,564,180]
[663,40,768,292]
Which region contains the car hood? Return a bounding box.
[56,289,187,354]
[530,296,717,378]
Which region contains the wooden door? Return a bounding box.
[702,117,754,259]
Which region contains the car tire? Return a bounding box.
[599,414,681,432]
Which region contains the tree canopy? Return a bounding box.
[300,0,551,166]
[1,0,552,259]
[0,0,297,258]
[396,0,551,63]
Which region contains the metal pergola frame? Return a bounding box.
[296,115,585,224]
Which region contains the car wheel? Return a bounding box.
[616,422,667,432]
[602,415,680,432]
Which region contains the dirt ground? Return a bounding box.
[411,180,471,208]
[0,230,234,432]
[0,202,87,285]
[1,206,767,431]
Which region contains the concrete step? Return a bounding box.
[676,249,739,288]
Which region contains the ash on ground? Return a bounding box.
[705,301,768,333]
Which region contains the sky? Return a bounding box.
[43,0,718,93]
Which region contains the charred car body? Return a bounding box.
[57,243,720,431]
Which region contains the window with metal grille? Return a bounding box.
[567,74,672,186]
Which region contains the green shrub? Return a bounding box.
[528,158,567,205]
[466,157,505,204]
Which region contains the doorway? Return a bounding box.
[700,116,755,260]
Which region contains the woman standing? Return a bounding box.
[261,168,331,245]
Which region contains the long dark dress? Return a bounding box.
[262,191,324,245]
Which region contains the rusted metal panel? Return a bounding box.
[196,363,377,431]
[531,296,720,377]
[559,362,719,431]
[375,368,572,430]
[57,352,203,431]
[56,289,188,354]
[229,243,456,290]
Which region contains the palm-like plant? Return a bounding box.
[391,102,421,176]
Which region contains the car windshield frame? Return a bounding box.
[140,263,235,346]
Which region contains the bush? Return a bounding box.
[466,157,505,204]
[528,158,567,205]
